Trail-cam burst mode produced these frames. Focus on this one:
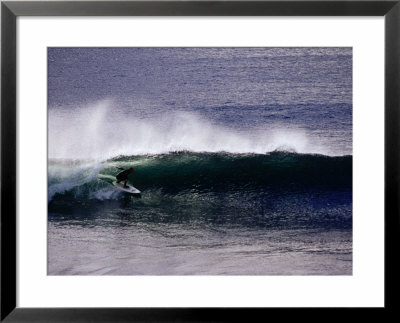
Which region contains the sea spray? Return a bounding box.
[48,100,331,160]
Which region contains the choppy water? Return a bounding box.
[48,48,352,275]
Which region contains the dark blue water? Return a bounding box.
[48,48,352,275]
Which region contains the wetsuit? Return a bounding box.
[116,168,131,183]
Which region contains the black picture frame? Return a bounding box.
[1,1,399,321]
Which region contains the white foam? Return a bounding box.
[47,163,103,201]
[90,187,121,201]
[48,99,330,160]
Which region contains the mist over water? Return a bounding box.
[49,99,344,160]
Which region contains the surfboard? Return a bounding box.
[113,181,141,194]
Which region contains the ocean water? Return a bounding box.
[48,48,352,275]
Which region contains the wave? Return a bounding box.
[48,151,352,229]
[48,151,351,199]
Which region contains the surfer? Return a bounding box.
[115,167,134,188]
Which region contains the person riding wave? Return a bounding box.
[115,167,134,188]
